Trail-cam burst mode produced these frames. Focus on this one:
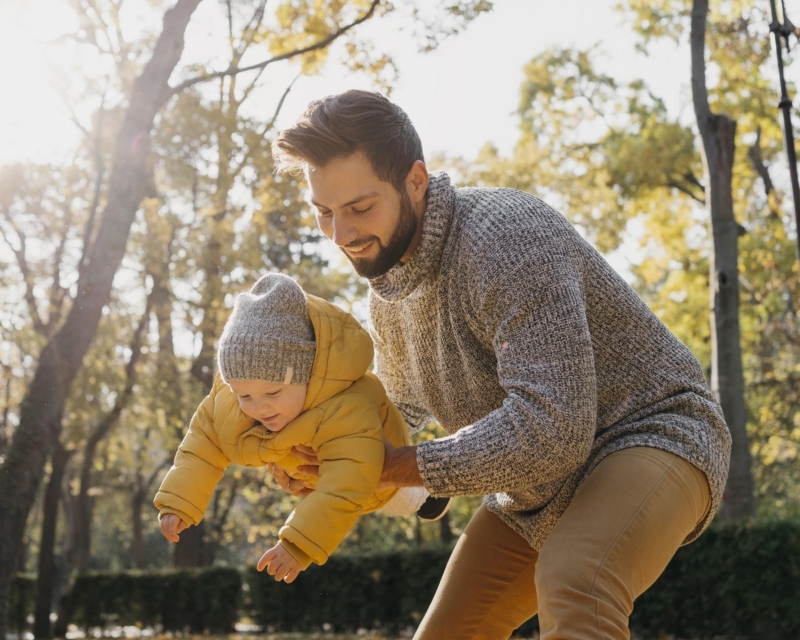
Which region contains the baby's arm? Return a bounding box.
[257,542,302,583]
[277,396,385,568]
[159,513,188,543]
[154,375,232,527]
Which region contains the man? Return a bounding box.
[269,90,731,639]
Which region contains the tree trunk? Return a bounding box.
[131,489,146,569]
[69,442,99,573]
[438,512,454,544]
[178,92,236,567]
[0,2,203,635]
[69,295,152,574]
[691,0,754,519]
[173,523,208,567]
[33,443,72,639]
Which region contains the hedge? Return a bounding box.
[59,566,241,633]
[9,574,36,635]
[245,545,452,634]
[9,521,800,638]
[244,521,800,638]
[630,520,800,640]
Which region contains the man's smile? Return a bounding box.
[344,241,374,257]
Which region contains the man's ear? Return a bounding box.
[406,160,429,205]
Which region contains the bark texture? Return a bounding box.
[33,443,72,639]
[691,0,754,519]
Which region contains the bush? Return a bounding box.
[60,566,241,633]
[631,520,800,640]
[246,546,452,634]
[9,574,36,635]
[17,520,800,639]
[247,521,800,639]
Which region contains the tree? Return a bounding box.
[0,2,203,634]
[1,1,497,627]
[690,0,753,519]
[32,442,72,639]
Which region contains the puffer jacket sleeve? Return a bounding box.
[278,395,384,569]
[153,376,232,526]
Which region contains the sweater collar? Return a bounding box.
[368,171,455,302]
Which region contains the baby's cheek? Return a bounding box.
[238,400,253,418]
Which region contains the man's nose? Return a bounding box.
[330,214,358,247]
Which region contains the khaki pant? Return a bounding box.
[414,447,711,640]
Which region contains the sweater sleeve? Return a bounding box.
[153,377,232,525]
[416,232,597,496]
[369,301,434,434]
[278,396,384,568]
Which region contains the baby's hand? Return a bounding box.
[257,542,303,584]
[160,513,188,543]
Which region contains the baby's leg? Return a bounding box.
[380,486,430,516]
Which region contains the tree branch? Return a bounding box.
[76,284,156,538]
[691,0,712,131]
[747,126,782,219]
[48,203,74,328]
[170,0,382,95]
[78,98,107,283]
[666,178,706,204]
[0,213,46,335]
[233,0,268,61]
[229,73,300,182]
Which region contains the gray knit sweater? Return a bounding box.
[368,172,731,550]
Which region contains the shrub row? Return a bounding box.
[630,520,800,640]
[9,574,36,635]
[59,566,241,633]
[245,545,451,634]
[9,521,799,638]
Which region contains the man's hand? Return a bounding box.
[378,440,423,489]
[257,542,303,583]
[160,513,188,543]
[292,444,320,476]
[267,445,320,497]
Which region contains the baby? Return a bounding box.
[154,273,449,583]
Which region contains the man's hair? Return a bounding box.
[272,90,425,191]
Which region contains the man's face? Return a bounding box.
[307,151,425,278]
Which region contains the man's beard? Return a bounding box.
[342,189,418,279]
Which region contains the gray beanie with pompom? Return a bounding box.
[216,273,316,385]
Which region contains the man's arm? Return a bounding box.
[278,398,386,568]
[378,441,422,489]
[415,231,598,497]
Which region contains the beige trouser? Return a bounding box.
[413,447,711,640]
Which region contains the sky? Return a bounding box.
[0,0,793,280]
[268,0,693,159]
[0,1,793,164]
[0,0,793,351]
[0,0,707,167]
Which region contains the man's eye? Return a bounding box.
[352,205,372,214]
[316,209,332,217]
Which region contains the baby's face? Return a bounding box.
[227,379,308,432]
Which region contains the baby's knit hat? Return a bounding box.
[217,273,316,385]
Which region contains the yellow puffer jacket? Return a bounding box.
[153,294,411,569]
